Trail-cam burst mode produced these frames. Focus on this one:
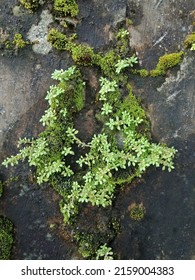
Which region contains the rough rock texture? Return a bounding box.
[27,10,53,55]
[0,0,195,259]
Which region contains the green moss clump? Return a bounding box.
[138,69,149,77]
[118,84,147,125]
[70,44,95,66]
[54,0,79,17]
[150,51,184,77]
[47,29,69,50]
[131,69,149,77]
[48,29,94,66]
[184,32,195,48]
[12,33,27,49]
[19,0,39,10]
[94,50,120,78]
[0,217,14,260]
[47,28,77,50]
[129,203,145,221]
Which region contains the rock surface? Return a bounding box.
[0,0,195,259]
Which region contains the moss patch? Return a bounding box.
[54,0,79,17]
[19,0,40,10]
[0,217,14,260]
[184,32,195,48]
[150,51,184,77]
[13,33,27,49]
[70,44,95,66]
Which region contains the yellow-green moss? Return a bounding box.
[94,50,120,78]
[54,0,79,17]
[70,44,95,66]
[0,217,14,260]
[19,0,39,10]
[184,32,195,48]
[118,83,148,126]
[47,28,76,50]
[150,51,184,77]
[12,33,27,49]
[132,69,149,77]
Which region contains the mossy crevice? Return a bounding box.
[0,217,14,260]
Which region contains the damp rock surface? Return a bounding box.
[0,0,195,260]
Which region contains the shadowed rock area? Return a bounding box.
[0,0,195,259]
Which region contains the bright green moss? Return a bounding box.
[19,0,39,10]
[12,33,27,49]
[150,51,184,77]
[118,83,148,127]
[184,32,195,48]
[0,217,14,260]
[54,0,79,17]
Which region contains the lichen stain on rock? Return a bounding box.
[27,10,53,55]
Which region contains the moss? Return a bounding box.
[115,28,130,56]
[47,29,69,50]
[19,0,39,10]
[126,18,133,26]
[118,83,147,123]
[94,50,120,78]
[138,69,149,77]
[75,233,98,258]
[74,83,85,111]
[54,0,79,17]
[131,69,149,77]
[70,44,95,66]
[150,51,184,76]
[0,217,14,260]
[184,32,195,48]
[0,181,3,198]
[129,203,145,221]
[12,33,27,49]
[47,28,76,50]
